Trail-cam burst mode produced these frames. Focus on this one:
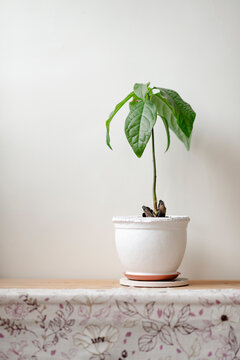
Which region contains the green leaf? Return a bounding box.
[153,87,196,138]
[129,93,140,110]
[133,83,150,101]
[160,88,195,137]
[151,93,191,150]
[125,100,157,158]
[129,99,139,111]
[106,91,134,150]
[161,116,170,152]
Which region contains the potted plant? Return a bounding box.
[106,82,196,281]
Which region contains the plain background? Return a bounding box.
[0,0,240,279]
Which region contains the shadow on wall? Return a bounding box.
[183,128,240,279]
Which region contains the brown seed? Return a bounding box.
[142,206,155,217]
[157,200,166,217]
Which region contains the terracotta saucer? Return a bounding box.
[124,272,180,281]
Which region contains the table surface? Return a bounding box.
[0,279,240,359]
[0,278,240,289]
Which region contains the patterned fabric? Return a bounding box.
[0,287,240,359]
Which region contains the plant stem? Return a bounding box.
[151,128,157,215]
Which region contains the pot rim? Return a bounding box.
[112,215,190,223]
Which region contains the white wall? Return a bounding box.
[0,0,240,279]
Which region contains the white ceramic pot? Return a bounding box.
[113,216,190,281]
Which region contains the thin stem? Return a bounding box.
[151,128,157,215]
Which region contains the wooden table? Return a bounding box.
[0,278,240,289]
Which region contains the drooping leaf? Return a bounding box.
[106,91,134,150]
[151,93,191,150]
[125,100,157,158]
[161,116,170,152]
[159,88,196,138]
[133,82,150,101]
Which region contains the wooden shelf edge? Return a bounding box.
[0,279,239,289]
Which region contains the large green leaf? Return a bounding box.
[153,88,196,138]
[125,100,157,158]
[133,83,149,101]
[106,91,134,149]
[151,93,191,150]
[160,88,195,137]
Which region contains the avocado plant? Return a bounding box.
[106,82,196,217]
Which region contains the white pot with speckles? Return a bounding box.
[113,216,190,281]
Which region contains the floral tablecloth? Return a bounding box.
[0,287,240,360]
